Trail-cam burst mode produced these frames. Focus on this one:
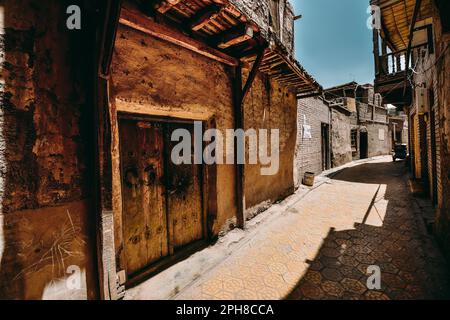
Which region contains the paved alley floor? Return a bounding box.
[173,156,449,300]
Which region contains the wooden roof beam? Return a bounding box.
[119,7,239,66]
[155,0,182,14]
[190,4,222,31]
[215,24,254,49]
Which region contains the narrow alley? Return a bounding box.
[157,156,450,300]
[1,0,450,305]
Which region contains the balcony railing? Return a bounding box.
[378,49,408,78]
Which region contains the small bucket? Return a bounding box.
[303,172,315,187]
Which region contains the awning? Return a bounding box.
[253,48,322,96]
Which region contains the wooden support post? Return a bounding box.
[381,39,388,74]
[373,29,380,76]
[95,0,122,300]
[242,48,266,101]
[233,65,245,229]
[232,46,266,229]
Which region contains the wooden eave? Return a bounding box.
[373,0,433,51]
[247,48,321,95]
[121,1,321,94]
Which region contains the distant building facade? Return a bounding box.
[295,82,392,180]
[324,82,392,167]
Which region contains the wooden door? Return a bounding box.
[119,119,205,279]
[119,120,168,276]
[165,123,204,251]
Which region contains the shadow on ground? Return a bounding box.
[285,160,450,300]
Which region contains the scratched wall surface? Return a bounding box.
[0,0,96,299]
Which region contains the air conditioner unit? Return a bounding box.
[416,87,429,114]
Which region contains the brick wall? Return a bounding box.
[294,97,330,187]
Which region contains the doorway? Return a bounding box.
[321,123,330,171]
[118,117,206,283]
[360,131,368,159]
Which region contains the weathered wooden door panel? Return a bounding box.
[166,123,204,250]
[119,120,168,276]
[119,118,205,279]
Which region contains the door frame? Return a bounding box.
[115,112,217,287]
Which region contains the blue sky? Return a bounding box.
[291,0,374,88]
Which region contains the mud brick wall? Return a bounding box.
[330,108,352,168]
[111,24,237,235]
[432,3,450,259]
[0,0,96,299]
[294,97,330,187]
[243,71,297,211]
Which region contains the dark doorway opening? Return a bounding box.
[360,131,369,159]
[321,123,330,171]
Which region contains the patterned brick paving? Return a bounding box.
[176,157,450,300]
